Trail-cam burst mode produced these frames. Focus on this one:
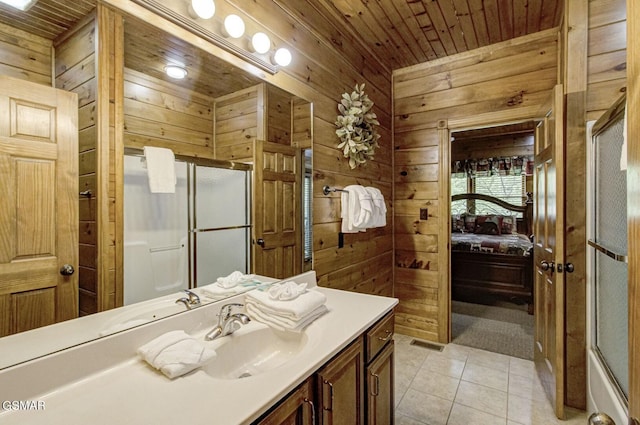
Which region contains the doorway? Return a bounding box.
[448,122,536,360]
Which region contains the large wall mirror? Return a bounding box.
[0,2,313,369]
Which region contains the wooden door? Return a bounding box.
[0,75,78,336]
[253,140,301,279]
[533,84,565,418]
[255,378,314,425]
[317,337,364,425]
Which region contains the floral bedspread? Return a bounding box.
[451,233,532,256]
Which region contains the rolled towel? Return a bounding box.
[216,271,254,288]
[137,330,216,379]
[246,302,329,332]
[268,281,308,301]
[245,288,327,320]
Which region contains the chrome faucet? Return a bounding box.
[204,303,250,341]
[175,289,201,310]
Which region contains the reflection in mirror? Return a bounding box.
[0,4,312,370]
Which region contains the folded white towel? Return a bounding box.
[246,302,328,332]
[366,186,387,227]
[351,185,374,228]
[137,330,216,379]
[200,283,247,298]
[268,281,308,301]
[142,146,176,193]
[245,288,327,320]
[216,271,254,289]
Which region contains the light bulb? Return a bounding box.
[223,14,245,38]
[251,32,271,54]
[274,47,292,67]
[188,0,215,20]
[164,65,187,79]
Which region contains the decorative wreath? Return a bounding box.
[335,84,380,169]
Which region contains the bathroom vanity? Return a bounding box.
[0,280,397,425]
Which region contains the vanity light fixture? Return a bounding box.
[274,47,292,67]
[188,0,215,20]
[0,0,37,11]
[251,32,271,54]
[223,14,245,39]
[164,65,188,79]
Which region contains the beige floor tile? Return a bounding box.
[448,403,508,425]
[411,369,461,401]
[420,352,466,379]
[395,413,428,425]
[441,343,472,361]
[508,372,547,401]
[509,357,535,378]
[461,362,509,391]
[466,348,511,372]
[454,380,508,418]
[396,388,453,425]
[507,392,561,425]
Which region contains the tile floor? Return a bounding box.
[394,333,589,425]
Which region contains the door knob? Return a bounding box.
[557,263,574,273]
[540,261,555,272]
[60,264,75,276]
[256,238,265,247]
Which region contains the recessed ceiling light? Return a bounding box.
[274,48,292,67]
[251,32,271,54]
[223,14,245,39]
[0,0,37,11]
[188,0,215,20]
[164,65,187,79]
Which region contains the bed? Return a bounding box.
[450,193,534,313]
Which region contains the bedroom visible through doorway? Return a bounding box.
[449,122,536,360]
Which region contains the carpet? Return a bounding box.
[451,300,534,360]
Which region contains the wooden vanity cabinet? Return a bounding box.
[252,311,394,425]
[255,378,315,425]
[316,336,364,424]
[364,311,395,425]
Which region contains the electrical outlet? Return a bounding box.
[420,208,428,220]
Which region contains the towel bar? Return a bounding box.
[322,185,347,195]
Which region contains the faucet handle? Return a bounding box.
[183,289,201,305]
[219,303,244,320]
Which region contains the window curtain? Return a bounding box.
[452,156,534,178]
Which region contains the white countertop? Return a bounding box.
[0,287,397,425]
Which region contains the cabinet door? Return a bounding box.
[317,337,364,425]
[255,378,314,425]
[366,341,394,425]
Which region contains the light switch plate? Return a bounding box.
[420,208,428,220]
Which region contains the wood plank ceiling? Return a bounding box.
[0,0,563,72]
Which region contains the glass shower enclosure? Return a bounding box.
[123,153,251,305]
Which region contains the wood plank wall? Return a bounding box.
[587,0,627,120]
[214,85,260,162]
[0,21,52,86]
[54,15,99,316]
[123,68,215,159]
[451,133,534,161]
[267,84,293,145]
[392,30,558,342]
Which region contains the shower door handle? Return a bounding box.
[256,238,265,247]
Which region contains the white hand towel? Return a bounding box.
[341,185,371,233]
[245,288,327,320]
[142,146,176,193]
[268,281,308,301]
[365,186,387,227]
[246,302,329,332]
[137,330,217,379]
[340,189,357,233]
[200,282,247,298]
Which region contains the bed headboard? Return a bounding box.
[451,193,533,236]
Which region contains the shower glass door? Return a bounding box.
[191,163,251,287]
[588,108,629,422]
